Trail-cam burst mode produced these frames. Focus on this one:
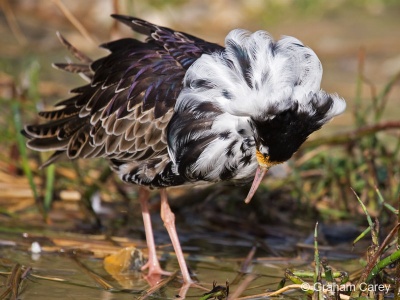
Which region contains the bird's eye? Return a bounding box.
[259,145,269,157]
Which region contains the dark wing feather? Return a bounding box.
[110,15,223,69]
[23,15,224,168]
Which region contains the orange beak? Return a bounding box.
[244,166,268,204]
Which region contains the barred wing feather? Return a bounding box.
[23,15,223,170]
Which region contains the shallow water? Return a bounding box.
[0,227,365,299]
[0,247,301,299]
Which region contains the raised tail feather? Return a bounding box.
[22,34,94,168]
[52,32,93,82]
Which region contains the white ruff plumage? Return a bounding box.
[178,29,345,119]
[169,29,345,183]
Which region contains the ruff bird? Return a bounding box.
[23,15,346,283]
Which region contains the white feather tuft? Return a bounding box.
[177,28,345,122]
[170,28,346,182]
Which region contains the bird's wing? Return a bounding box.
[23,15,224,167]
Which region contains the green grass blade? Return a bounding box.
[351,188,373,227]
[352,226,371,246]
[366,249,400,282]
[375,186,397,214]
[43,164,55,213]
[375,71,400,121]
[322,261,333,282]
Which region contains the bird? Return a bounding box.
[23,14,346,284]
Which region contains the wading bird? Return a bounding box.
[23,15,346,284]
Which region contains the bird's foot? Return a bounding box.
[141,260,172,286]
[141,260,172,277]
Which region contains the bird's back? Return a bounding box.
[23,15,222,187]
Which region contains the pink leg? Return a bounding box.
[139,187,171,276]
[159,189,193,283]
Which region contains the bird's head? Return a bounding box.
[244,90,345,203]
